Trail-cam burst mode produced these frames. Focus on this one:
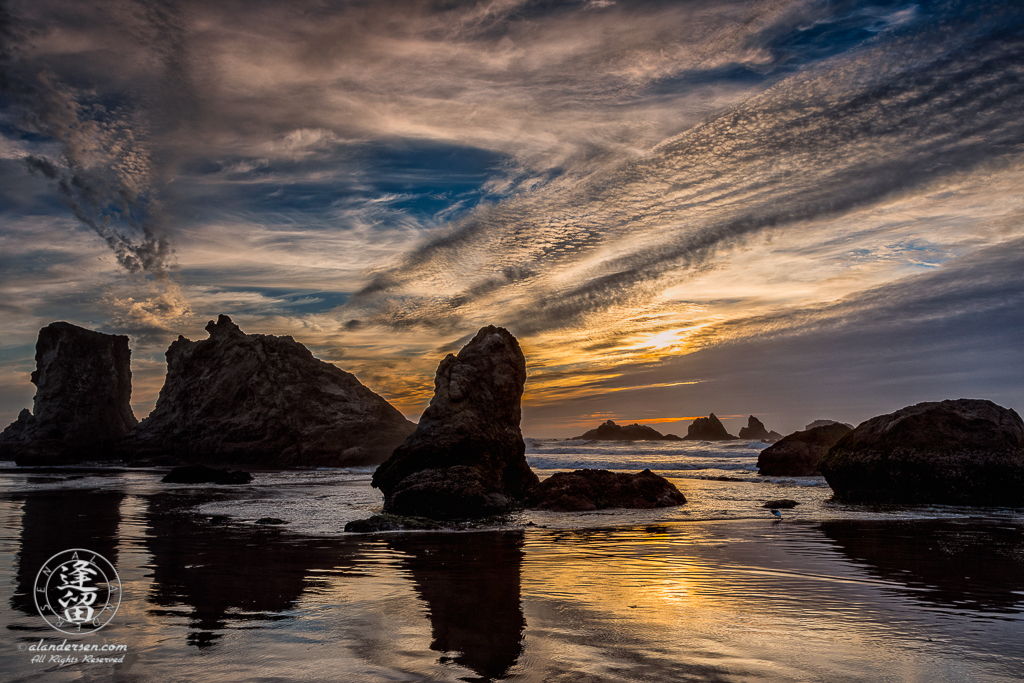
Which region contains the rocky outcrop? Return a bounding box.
[757,423,853,476]
[738,416,783,442]
[371,326,539,519]
[682,413,738,441]
[123,315,415,467]
[0,322,138,465]
[161,465,252,485]
[572,420,680,441]
[527,469,686,512]
[806,419,853,430]
[820,399,1024,506]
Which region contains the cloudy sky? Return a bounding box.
[2,0,1022,437]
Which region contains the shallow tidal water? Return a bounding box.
[1,442,1023,682]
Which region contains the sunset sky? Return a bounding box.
[2,0,1023,437]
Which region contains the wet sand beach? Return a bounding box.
[1,467,1022,682]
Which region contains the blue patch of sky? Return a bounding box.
[176,138,508,231]
[213,286,350,314]
[764,1,920,62]
[353,139,507,219]
[641,2,922,99]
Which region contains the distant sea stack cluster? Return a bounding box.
[574,413,783,443]
[0,317,414,468]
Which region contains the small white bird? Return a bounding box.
[770,508,783,520]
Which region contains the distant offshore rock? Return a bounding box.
[371,326,539,520]
[820,399,1024,506]
[572,420,681,441]
[806,419,853,430]
[757,423,853,476]
[0,322,138,465]
[527,469,686,512]
[738,416,783,442]
[682,413,738,441]
[123,315,415,467]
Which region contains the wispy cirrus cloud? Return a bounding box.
[2,0,1022,432]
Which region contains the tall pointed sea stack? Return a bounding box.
[682,413,738,441]
[0,322,138,465]
[372,325,539,519]
[122,315,415,467]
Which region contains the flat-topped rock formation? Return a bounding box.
[0,322,138,465]
[122,315,414,467]
[682,413,738,441]
[757,423,853,476]
[371,325,539,519]
[572,420,681,441]
[820,399,1024,506]
[738,416,783,442]
[527,469,686,512]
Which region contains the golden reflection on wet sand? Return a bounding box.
[1,473,1022,682]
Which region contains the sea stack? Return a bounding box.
[371,325,539,519]
[757,423,853,476]
[122,315,415,467]
[572,420,681,441]
[682,413,738,441]
[820,399,1024,506]
[738,416,783,442]
[0,322,138,465]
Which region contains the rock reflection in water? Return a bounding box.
[144,493,362,648]
[388,531,526,680]
[818,519,1024,612]
[10,486,124,621]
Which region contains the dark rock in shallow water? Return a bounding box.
[757,423,853,476]
[682,413,738,441]
[344,514,444,532]
[738,416,783,442]
[527,469,686,512]
[820,399,1024,506]
[255,517,288,525]
[0,322,138,465]
[572,420,680,441]
[762,499,799,509]
[372,325,539,520]
[162,465,252,485]
[123,315,415,467]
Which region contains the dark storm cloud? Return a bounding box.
[1,0,173,275]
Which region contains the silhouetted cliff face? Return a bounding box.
[372,325,539,519]
[820,399,1024,505]
[572,420,681,441]
[0,322,137,465]
[738,416,783,442]
[757,423,852,476]
[123,315,414,467]
[682,413,738,441]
